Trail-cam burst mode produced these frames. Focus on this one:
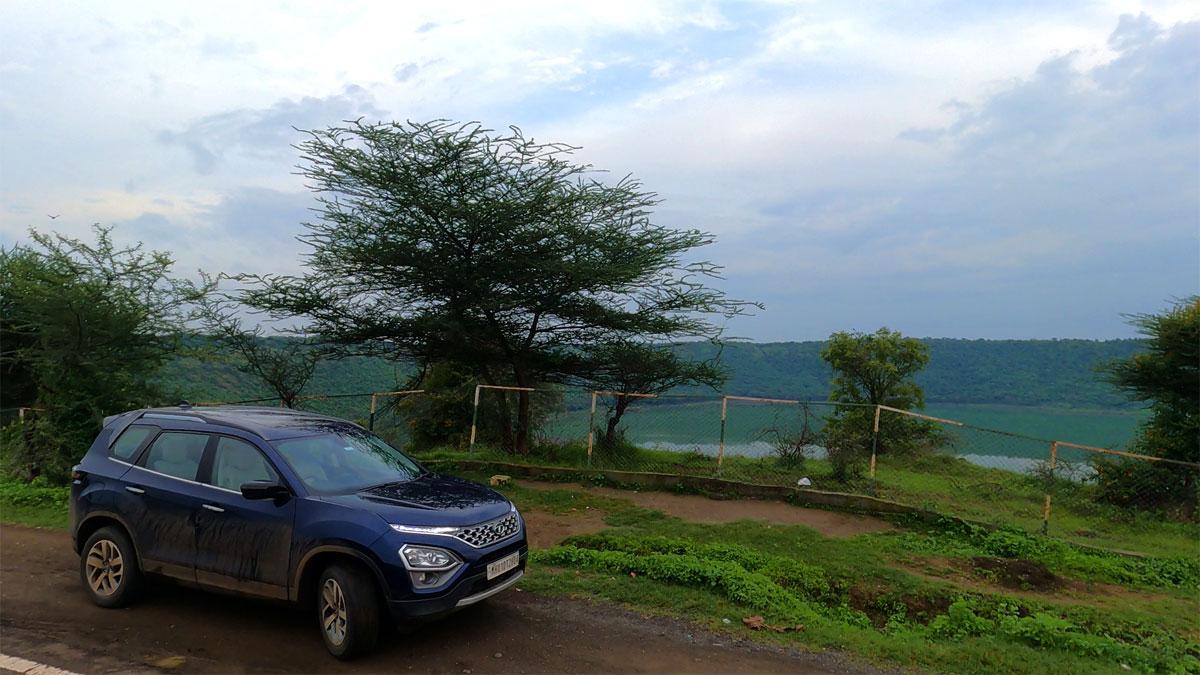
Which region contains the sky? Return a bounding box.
[1,0,1197,341]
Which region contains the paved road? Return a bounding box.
[0,524,876,674]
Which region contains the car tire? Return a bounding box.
[317,562,381,659]
[80,526,142,608]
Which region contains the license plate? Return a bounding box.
[487,552,519,580]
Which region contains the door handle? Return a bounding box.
[125,486,145,495]
[202,504,225,513]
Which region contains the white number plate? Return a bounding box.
[487,552,519,580]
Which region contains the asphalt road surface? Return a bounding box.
[0,524,877,674]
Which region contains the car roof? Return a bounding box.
[132,405,362,441]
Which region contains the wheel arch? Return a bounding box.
[292,545,390,606]
[75,511,140,563]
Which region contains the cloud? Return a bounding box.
[157,85,385,174]
[393,62,419,82]
[116,188,311,276]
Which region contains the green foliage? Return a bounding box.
[584,341,726,446]
[560,532,836,602]
[535,525,1199,673]
[820,329,942,474]
[237,119,752,453]
[0,225,199,480]
[398,362,475,449]
[192,283,322,408]
[822,328,930,408]
[929,599,994,639]
[898,521,1200,590]
[535,545,827,625]
[1098,298,1199,516]
[0,475,69,528]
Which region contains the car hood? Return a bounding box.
[323,472,513,527]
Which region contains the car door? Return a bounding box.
[122,430,212,581]
[193,434,296,599]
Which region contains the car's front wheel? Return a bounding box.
[80,526,142,608]
[317,563,381,659]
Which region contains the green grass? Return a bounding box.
[488,480,1199,674]
[0,477,69,528]
[414,443,1200,559]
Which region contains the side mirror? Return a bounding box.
[241,480,291,502]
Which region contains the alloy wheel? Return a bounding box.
[85,539,124,596]
[321,578,348,646]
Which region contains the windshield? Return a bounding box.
[272,428,425,495]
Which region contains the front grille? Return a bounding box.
[454,512,520,548]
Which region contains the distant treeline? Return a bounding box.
[159,337,1143,410]
[673,338,1144,408]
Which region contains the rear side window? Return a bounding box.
[140,432,208,481]
[111,425,155,461]
[208,437,277,491]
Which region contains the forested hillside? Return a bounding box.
[674,338,1144,408]
[158,338,1143,410]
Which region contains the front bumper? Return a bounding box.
[386,548,527,620]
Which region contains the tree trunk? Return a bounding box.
[489,387,515,452]
[515,390,532,455]
[513,368,532,455]
[603,396,633,446]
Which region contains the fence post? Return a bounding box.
[368,393,378,431]
[870,405,881,480]
[717,395,728,475]
[468,384,482,452]
[586,391,597,468]
[1042,441,1058,535]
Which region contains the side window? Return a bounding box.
[139,432,208,481]
[111,425,155,461]
[209,437,277,492]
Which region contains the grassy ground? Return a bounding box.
[3,475,1197,673]
[480,476,1199,674]
[412,443,1200,559]
[0,478,68,528]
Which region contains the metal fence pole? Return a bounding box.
[368,393,378,431]
[717,395,728,475]
[468,385,482,452]
[1042,441,1058,535]
[586,391,598,468]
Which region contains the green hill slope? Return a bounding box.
[158,338,1143,410]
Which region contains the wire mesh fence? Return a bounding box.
[8,383,1191,556]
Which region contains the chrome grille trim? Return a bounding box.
[454,512,520,548]
[391,507,521,548]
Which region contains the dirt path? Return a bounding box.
[0,524,879,674]
[517,480,896,538]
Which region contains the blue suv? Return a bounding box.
[69,405,527,658]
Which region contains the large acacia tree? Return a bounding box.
[242,120,751,453]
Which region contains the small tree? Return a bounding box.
[195,285,321,408]
[240,120,754,454]
[1097,298,1199,515]
[820,328,938,480]
[582,341,725,448]
[0,226,199,479]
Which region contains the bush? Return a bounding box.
[1092,458,1198,520]
[593,426,641,468]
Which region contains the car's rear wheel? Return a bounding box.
[80,526,142,608]
[317,563,381,659]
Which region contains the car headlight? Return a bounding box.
[400,544,459,570]
[398,544,462,590]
